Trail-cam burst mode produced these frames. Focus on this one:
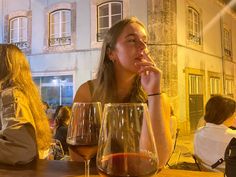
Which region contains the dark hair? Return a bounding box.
[43,101,49,110]
[54,105,63,119]
[204,95,236,124]
[55,106,71,127]
[92,17,147,104]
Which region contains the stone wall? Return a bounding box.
[147,0,178,98]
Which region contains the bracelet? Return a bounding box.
[148,92,162,96]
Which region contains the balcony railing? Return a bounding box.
[189,33,201,45]
[12,41,29,49]
[224,48,232,57]
[49,36,71,47]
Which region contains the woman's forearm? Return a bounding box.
[148,93,172,168]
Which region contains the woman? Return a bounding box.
[72,17,172,168]
[0,44,52,164]
[54,106,71,155]
[194,95,236,171]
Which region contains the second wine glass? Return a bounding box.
[67,102,102,177]
[97,103,158,177]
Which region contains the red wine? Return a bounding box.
[97,153,158,177]
[69,144,98,160]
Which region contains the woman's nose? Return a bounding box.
[137,39,147,51]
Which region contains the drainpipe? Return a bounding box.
[220,14,225,94]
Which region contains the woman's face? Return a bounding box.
[110,22,148,74]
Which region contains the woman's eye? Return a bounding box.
[128,39,136,43]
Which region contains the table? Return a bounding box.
[0,159,224,177]
[157,169,223,177]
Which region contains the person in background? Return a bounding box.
[54,106,71,155]
[48,105,62,130]
[170,106,178,144]
[0,44,52,164]
[43,101,49,113]
[194,95,236,171]
[72,17,172,168]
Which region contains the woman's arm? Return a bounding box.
[0,124,37,164]
[148,93,172,168]
[0,88,37,164]
[136,52,172,168]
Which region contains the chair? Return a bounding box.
[166,128,180,167]
[192,154,224,172]
[47,139,65,160]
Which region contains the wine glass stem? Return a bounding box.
[85,159,90,177]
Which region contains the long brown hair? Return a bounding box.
[55,106,71,127]
[92,17,147,104]
[0,44,51,153]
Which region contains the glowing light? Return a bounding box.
[202,0,236,36]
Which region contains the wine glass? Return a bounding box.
[97,103,158,177]
[67,102,102,177]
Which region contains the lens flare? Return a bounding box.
[202,0,236,36]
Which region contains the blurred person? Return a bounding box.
[0,44,52,164]
[49,105,62,129]
[170,106,177,141]
[72,17,172,168]
[194,95,236,171]
[43,101,49,113]
[54,106,71,155]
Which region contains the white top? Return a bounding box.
[194,123,236,170]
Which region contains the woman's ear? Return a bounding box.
[107,47,117,63]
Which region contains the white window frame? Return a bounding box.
[209,77,220,95]
[90,0,129,48]
[49,9,71,47]
[189,75,203,95]
[10,17,27,43]
[225,79,234,97]
[44,2,76,52]
[97,1,123,42]
[223,28,232,58]
[188,7,201,45]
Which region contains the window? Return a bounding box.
[45,2,76,52]
[33,75,73,107]
[188,74,204,131]
[9,16,29,49]
[223,28,232,57]
[5,11,32,53]
[188,7,201,45]
[209,77,220,96]
[49,10,71,46]
[97,1,122,41]
[189,75,203,94]
[225,79,234,97]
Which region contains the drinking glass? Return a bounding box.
[67,102,102,177]
[97,103,158,177]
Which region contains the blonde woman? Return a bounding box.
[0,44,51,164]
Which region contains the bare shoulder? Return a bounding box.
[74,81,92,102]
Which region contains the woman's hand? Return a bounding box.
[135,51,162,95]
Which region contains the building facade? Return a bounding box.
[0,0,235,133]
